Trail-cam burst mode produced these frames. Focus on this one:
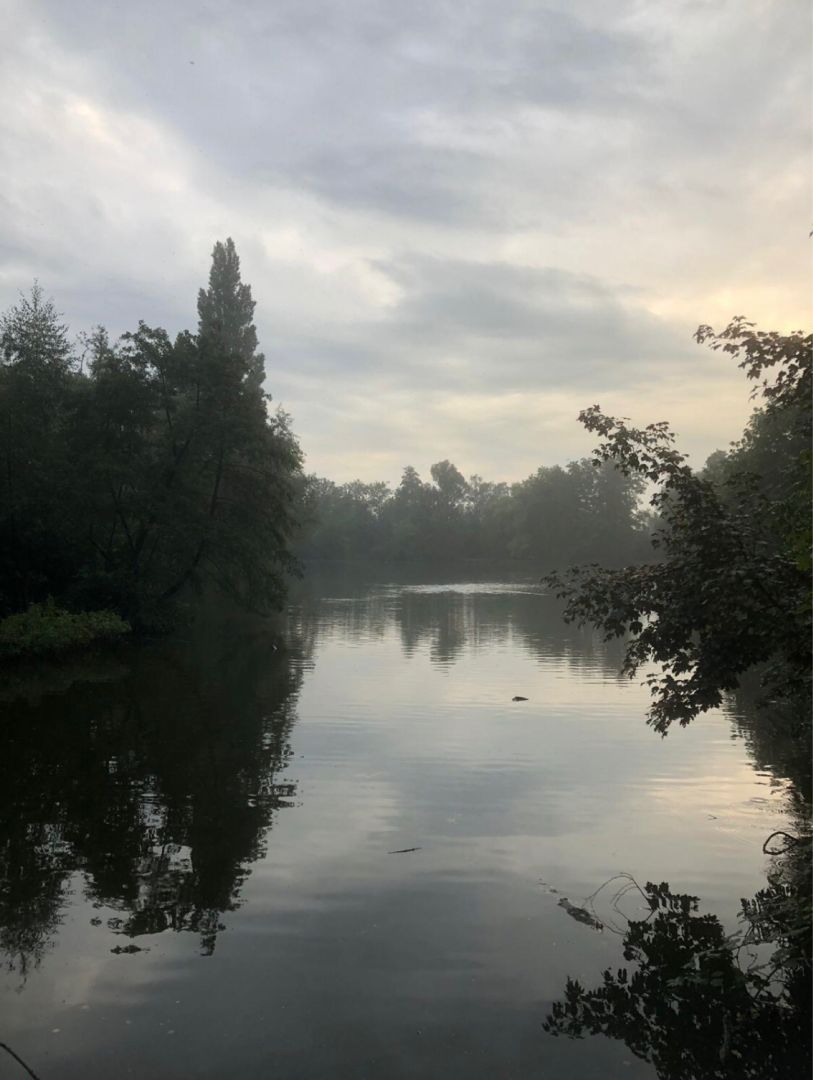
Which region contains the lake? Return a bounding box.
[0,566,803,1078]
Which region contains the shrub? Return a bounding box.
[0,601,131,660]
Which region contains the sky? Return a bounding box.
[0,0,809,484]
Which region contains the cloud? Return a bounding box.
[0,0,808,482]
[30,1,648,224]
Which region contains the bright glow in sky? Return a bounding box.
[1,0,809,482]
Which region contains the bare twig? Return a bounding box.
[0,1041,44,1080]
[762,831,804,855]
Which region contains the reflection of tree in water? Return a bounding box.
[728,684,811,806]
[395,591,627,675]
[397,592,474,666]
[0,627,304,976]
[545,685,812,1079]
[544,849,811,1079]
[290,568,628,677]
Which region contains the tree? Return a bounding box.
[508,465,583,561]
[298,455,649,566]
[297,477,392,560]
[566,458,648,564]
[197,237,265,390]
[0,282,73,375]
[0,285,78,611]
[134,239,303,616]
[385,466,432,558]
[158,238,301,613]
[0,241,302,626]
[545,319,811,734]
[430,460,468,507]
[464,475,511,557]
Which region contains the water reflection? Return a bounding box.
[291,565,628,677]
[729,683,812,805]
[0,568,807,1078]
[0,623,303,975]
[544,682,812,1078]
[545,843,811,1079]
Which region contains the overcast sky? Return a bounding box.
[1,0,809,483]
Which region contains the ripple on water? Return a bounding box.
[0,570,800,1080]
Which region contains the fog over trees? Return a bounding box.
[299,456,649,566]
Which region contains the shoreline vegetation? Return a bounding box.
[0,600,130,661]
[297,455,651,566]
[0,239,301,651]
[0,241,809,1074]
[0,240,809,743]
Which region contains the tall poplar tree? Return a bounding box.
[167,238,302,612]
[197,237,264,389]
[68,240,302,621]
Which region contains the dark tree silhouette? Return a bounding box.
[545,864,811,1080]
[545,320,811,732]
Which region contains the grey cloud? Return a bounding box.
[267,257,696,398]
[272,144,487,225]
[0,0,808,484]
[31,0,649,225]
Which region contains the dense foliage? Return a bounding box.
[300,456,650,567]
[0,241,301,630]
[545,860,811,1080]
[546,319,811,733]
[0,602,130,659]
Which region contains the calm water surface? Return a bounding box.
[0,567,798,1078]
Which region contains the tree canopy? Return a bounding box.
[0,241,302,628]
[299,456,649,567]
[545,319,811,733]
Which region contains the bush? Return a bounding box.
[0,601,131,660]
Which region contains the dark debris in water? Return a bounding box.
[557,897,604,932]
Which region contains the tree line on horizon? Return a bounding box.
[0,236,809,721]
[298,457,651,566]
